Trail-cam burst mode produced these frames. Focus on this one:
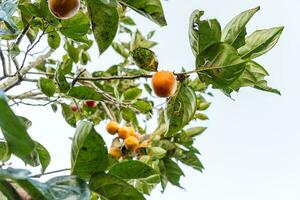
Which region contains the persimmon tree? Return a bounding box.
[0,0,283,199]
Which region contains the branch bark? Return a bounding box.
[0,50,53,92]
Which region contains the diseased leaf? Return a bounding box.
[87,0,119,54]
[189,10,221,56]
[0,141,11,162]
[238,27,284,59]
[71,121,108,179]
[165,86,197,137]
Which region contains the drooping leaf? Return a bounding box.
[175,150,204,172]
[165,86,197,137]
[61,103,77,128]
[71,121,108,179]
[35,142,51,173]
[162,159,184,188]
[0,92,36,165]
[120,0,167,26]
[109,160,157,179]
[224,61,280,95]
[0,141,10,162]
[238,27,284,59]
[189,10,221,56]
[197,43,246,89]
[89,173,146,200]
[68,86,103,101]
[87,0,119,54]
[222,6,260,48]
[38,77,56,97]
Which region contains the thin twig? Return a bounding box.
[31,168,70,178]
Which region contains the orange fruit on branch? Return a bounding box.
[151,71,177,97]
[109,147,122,159]
[124,136,139,150]
[118,126,132,139]
[48,0,80,20]
[106,121,119,135]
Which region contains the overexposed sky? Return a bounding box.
[9,0,300,200]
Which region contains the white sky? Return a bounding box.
[7,0,300,199]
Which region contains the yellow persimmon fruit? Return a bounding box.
[106,121,119,135]
[108,147,122,159]
[48,0,80,20]
[151,71,177,97]
[124,136,139,150]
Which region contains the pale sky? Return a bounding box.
[8,0,300,200]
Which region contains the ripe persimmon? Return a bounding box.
[106,121,119,135]
[151,71,177,97]
[118,127,131,139]
[48,0,80,20]
[109,147,122,159]
[70,103,78,112]
[84,100,97,108]
[124,136,139,150]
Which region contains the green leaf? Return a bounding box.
[238,27,284,59]
[122,87,142,101]
[71,121,108,179]
[121,107,138,126]
[109,160,157,179]
[60,11,90,40]
[0,93,35,165]
[38,77,56,97]
[45,175,90,199]
[65,41,80,63]
[222,6,260,48]
[165,86,197,137]
[61,103,77,128]
[89,173,146,200]
[131,47,158,72]
[55,70,70,93]
[111,42,129,58]
[120,0,167,26]
[0,141,10,162]
[189,10,221,56]
[0,0,18,33]
[0,180,22,200]
[18,116,32,130]
[224,61,280,95]
[69,86,103,100]
[147,147,166,160]
[87,0,119,54]
[35,142,51,173]
[47,32,60,50]
[133,100,152,114]
[175,150,204,172]
[0,168,90,200]
[197,43,246,89]
[163,159,184,188]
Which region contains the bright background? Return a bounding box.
[8,0,300,200]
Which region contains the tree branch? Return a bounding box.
[30,168,70,178]
[0,50,53,92]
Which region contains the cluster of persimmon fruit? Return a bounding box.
[106,121,149,159]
